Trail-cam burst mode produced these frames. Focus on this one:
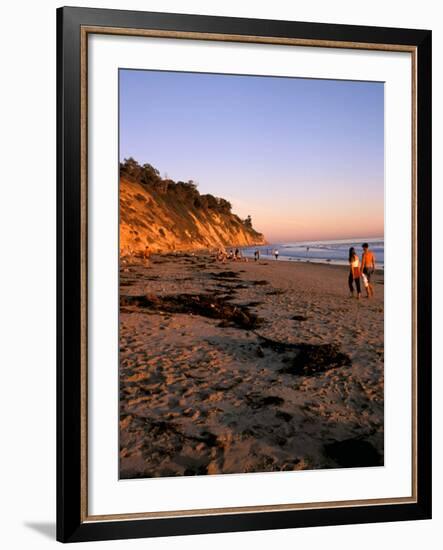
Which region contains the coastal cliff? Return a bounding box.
[120,158,267,255]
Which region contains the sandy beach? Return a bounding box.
[119,253,384,478]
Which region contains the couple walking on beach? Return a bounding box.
[348,243,376,299]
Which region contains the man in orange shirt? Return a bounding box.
[361,243,376,298]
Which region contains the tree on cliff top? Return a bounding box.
[120,158,249,220]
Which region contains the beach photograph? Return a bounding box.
[118,69,384,479]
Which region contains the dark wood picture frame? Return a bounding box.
[57,6,432,543]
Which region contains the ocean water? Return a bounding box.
[242,238,384,268]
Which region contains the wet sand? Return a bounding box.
[119,253,384,478]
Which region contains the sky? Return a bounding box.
[119,69,384,242]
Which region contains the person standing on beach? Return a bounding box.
[274,249,279,260]
[361,242,376,298]
[348,247,362,299]
[143,246,150,266]
[217,248,227,263]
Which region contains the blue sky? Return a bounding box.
[119,69,384,242]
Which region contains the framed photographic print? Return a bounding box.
[57,6,432,543]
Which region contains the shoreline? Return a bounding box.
[125,247,384,270]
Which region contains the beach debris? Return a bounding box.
[250,280,269,286]
[120,293,263,330]
[245,394,285,409]
[216,283,248,291]
[275,411,293,422]
[209,271,239,279]
[255,333,351,376]
[120,274,159,284]
[256,345,265,358]
[243,301,262,308]
[120,279,138,287]
[292,315,308,321]
[265,289,286,296]
[183,465,209,476]
[280,344,351,376]
[323,437,382,468]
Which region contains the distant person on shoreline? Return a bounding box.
[348,246,362,299]
[254,249,260,261]
[143,246,150,266]
[361,242,376,298]
[216,248,227,263]
[274,249,279,260]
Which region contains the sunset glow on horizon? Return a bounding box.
[120,70,384,243]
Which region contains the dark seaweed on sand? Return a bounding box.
[120,293,263,330]
[266,289,286,296]
[246,394,285,409]
[292,314,308,321]
[284,344,351,376]
[323,437,383,468]
[209,271,239,279]
[255,334,351,376]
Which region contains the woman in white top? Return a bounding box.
[348,247,361,299]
